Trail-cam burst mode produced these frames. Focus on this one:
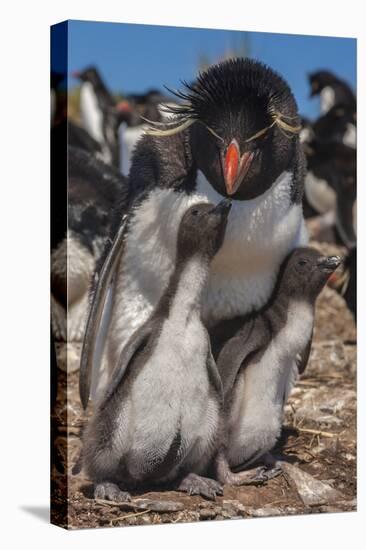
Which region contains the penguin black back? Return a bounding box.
[312,103,356,146]
[309,70,356,111]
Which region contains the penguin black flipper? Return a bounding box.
[206,345,224,405]
[217,319,265,398]
[296,326,313,375]
[79,216,128,409]
[99,321,154,408]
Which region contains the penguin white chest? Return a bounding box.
[343,123,356,148]
[320,86,335,114]
[196,170,308,324]
[80,82,104,144]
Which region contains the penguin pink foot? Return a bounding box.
[177,473,223,500]
[94,482,131,502]
[216,451,282,487]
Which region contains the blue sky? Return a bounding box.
[60,20,356,120]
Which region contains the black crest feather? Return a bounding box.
[165,58,298,123]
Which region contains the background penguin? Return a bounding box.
[81,200,231,502]
[73,66,121,167]
[80,57,308,403]
[67,121,104,158]
[115,99,147,177]
[311,103,356,148]
[211,247,341,478]
[303,140,356,247]
[52,69,104,158]
[117,90,178,176]
[309,70,356,115]
[301,72,356,246]
[51,146,128,342]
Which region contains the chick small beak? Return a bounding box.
[223,139,253,196]
[116,100,133,113]
[211,198,232,218]
[317,255,342,272]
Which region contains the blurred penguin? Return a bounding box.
[51,147,129,342]
[309,70,356,115]
[117,90,178,176]
[73,66,122,168]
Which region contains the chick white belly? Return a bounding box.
[227,348,296,467]
[105,171,307,374]
[227,301,312,467]
[111,320,220,480]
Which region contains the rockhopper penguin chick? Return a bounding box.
[82,200,231,501]
[212,248,341,480]
[80,57,308,406]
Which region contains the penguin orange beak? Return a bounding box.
[223,139,254,196]
[116,100,133,113]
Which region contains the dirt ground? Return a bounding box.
[51,238,356,530]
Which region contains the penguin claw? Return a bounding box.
[178,473,223,500]
[226,465,283,486]
[262,465,283,481]
[250,465,283,485]
[94,481,131,502]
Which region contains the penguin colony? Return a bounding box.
[51,68,172,341]
[301,70,356,319]
[51,58,355,500]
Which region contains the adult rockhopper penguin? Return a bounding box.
[80,57,308,407]
[73,66,121,168]
[309,70,356,115]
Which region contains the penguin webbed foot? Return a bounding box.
[249,464,282,485]
[176,473,223,501]
[227,464,282,486]
[94,481,131,502]
[216,451,282,486]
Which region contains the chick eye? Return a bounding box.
[191,209,199,216]
[298,259,307,266]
